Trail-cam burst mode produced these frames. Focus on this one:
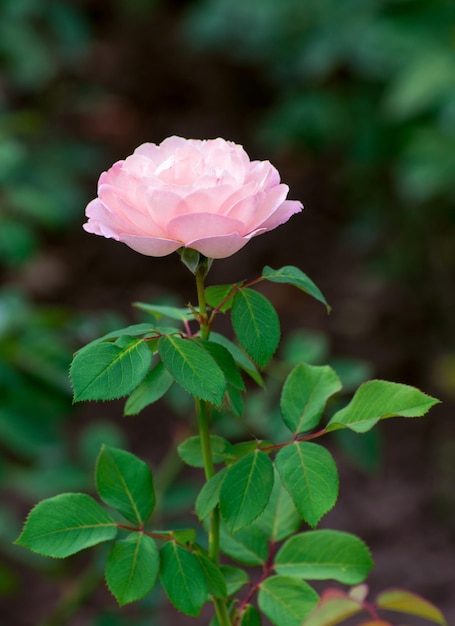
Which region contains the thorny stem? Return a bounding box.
[206,275,264,332]
[195,263,231,626]
[260,427,328,453]
[233,541,276,625]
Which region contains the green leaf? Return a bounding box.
[262,265,329,312]
[220,565,249,596]
[196,339,246,391]
[71,337,152,402]
[326,380,440,433]
[256,468,300,542]
[134,302,196,322]
[74,323,159,353]
[170,528,197,545]
[210,332,263,386]
[219,522,269,566]
[231,289,280,368]
[239,604,262,626]
[275,530,374,584]
[160,542,207,616]
[232,441,264,459]
[220,450,274,533]
[194,550,227,598]
[227,385,244,417]
[158,335,226,406]
[105,533,159,606]
[281,363,342,434]
[376,589,448,625]
[258,575,319,626]
[124,361,173,415]
[205,284,237,312]
[178,436,234,468]
[96,445,155,525]
[15,493,117,557]
[275,442,338,527]
[195,468,227,521]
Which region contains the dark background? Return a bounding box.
[1,1,454,624]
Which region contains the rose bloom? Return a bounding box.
[84,136,302,259]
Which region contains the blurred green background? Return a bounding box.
[1,1,454,624]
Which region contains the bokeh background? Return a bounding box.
[1,1,455,624]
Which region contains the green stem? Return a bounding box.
[195,264,210,340]
[195,263,231,626]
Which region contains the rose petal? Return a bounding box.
[167,212,246,242]
[182,187,235,213]
[118,234,182,257]
[98,185,166,236]
[225,185,289,231]
[247,160,280,189]
[145,189,188,227]
[185,232,253,259]
[256,199,303,232]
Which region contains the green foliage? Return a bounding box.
[326,379,440,433]
[134,303,196,322]
[178,436,234,468]
[275,442,339,527]
[274,530,374,584]
[210,332,264,386]
[220,450,274,533]
[221,565,249,596]
[71,337,152,402]
[159,542,207,616]
[105,534,159,606]
[231,288,280,368]
[262,266,330,312]
[196,340,246,392]
[195,468,227,521]
[255,468,300,542]
[205,284,238,312]
[218,523,269,566]
[124,362,173,415]
[14,261,445,625]
[194,550,227,598]
[280,363,342,433]
[239,605,261,626]
[258,575,319,626]
[96,445,155,525]
[15,493,117,557]
[158,335,226,406]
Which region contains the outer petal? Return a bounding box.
[98,185,166,236]
[167,212,246,243]
[255,199,303,232]
[185,233,252,259]
[84,199,135,238]
[225,185,289,230]
[117,234,182,257]
[246,160,281,190]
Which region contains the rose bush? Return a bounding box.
[84,136,302,258]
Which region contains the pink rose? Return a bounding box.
[84,136,302,259]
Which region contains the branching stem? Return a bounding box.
[195,262,231,626]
